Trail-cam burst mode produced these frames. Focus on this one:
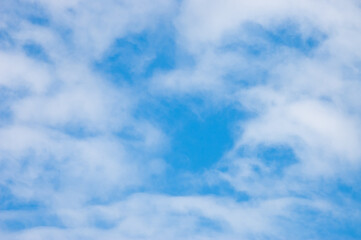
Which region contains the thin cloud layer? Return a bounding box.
[1,0,361,239]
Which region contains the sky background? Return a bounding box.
[1,0,361,239]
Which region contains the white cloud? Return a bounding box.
[0,193,332,240]
[0,0,172,214]
[1,0,361,239]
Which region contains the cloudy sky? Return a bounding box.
[1,0,361,239]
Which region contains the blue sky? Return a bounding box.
[1,0,361,239]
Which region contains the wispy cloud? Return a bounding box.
[1,0,361,239]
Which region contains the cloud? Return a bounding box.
[1,0,361,239]
[0,193,332,240]
[0,0,172,218]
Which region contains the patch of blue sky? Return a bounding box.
[0,86,27,127]
[137,96,242,172]
[94,34,150,83]
[336,181,361,202]
[0,109,12,128]
[93,24,193,85]
[0,103,12,128]
[51,123,99,139]
[341,61,361,89]
[94,33,158,83]
[85,186,147,206]
[217,21,325,89]
[22,42,50,62]
[255,23,322,52]
[27,12,49,27]
[222,66,270,89]
[1,0,49,28]
[36,164,63,192]
[0,30,15,50]
[165,106,239,172]
[0,184,64,232]
[184,178,250,202]
[318,177,361,217]
[195,216,226,234]
[283,203,361,240]
[146,163,250,201]
[0,212,64,232]
[232,144,299,175]
[0,185,40,211]
[256,145,298,174]
[92,217,117,230]
[134,95,252,199]
[222,20,325,60]
[1,153,62,195]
